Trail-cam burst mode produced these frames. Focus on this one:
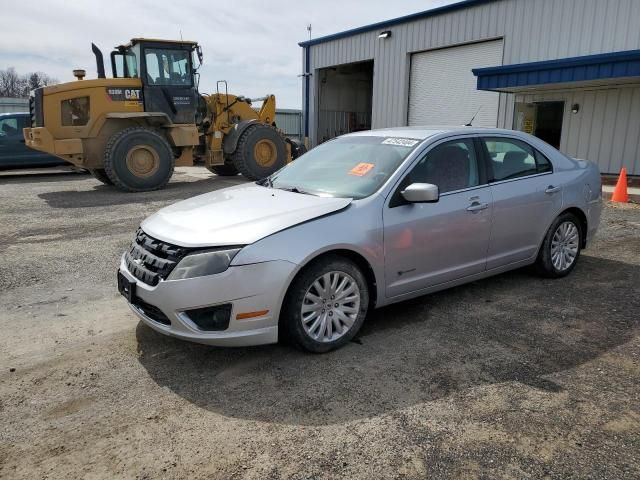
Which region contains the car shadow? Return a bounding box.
[37,176,247,209]
[136,255,640,426]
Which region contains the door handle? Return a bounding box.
[545,185,561,194]
[467,202,489,212]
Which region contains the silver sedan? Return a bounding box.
[118,127,602,352]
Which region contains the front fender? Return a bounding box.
[222,119,258,155]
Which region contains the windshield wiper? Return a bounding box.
[258,177,273,188]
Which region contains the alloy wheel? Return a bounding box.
[550,221,579,271]
[300,271,361,343]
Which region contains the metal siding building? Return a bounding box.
[300,0,640,175]
[275,109,303,141]
[0,97,28,114]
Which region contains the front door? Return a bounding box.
[142,46,197,124]
[383,137,493,298]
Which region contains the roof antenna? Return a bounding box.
[465,106,482,126]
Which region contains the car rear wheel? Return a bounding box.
[281,255,369,353]
[535,212,582,278]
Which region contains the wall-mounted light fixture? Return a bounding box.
[378,30,392,39]
[571,103,580,114]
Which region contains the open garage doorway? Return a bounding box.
[513,101,565,149]
[316,60,373,144]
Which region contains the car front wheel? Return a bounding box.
[535,212,582,278]
[282,255,369,353]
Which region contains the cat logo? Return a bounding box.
[106,87,142,102]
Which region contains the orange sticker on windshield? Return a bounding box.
[349,162,375,176]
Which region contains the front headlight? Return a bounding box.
[167,247,242,280]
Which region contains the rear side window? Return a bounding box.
[482,137,551,181]
[535,150,553,173]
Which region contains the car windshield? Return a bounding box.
[269,136,419,199]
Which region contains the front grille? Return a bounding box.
[124,228,188,286]
[29,89,44,127]
[133,299,171,325]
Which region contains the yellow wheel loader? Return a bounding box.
[23,39,305,191]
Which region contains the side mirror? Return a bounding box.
[401,183,439,203]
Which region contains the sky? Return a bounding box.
[0,0,456,108]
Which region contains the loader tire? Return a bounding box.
[231,124,287,180]
[103,127,175,192]
[206,164,238,176]
[89,168,113,185]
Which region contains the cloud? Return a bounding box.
[0,0,454,108]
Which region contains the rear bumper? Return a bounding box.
[119,256,297,347]
[23,127,83,165]
[586,196,602,246]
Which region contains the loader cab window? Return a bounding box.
[144,48,191,86]
[112,52,139,78]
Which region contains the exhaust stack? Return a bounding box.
[91,43,106,79]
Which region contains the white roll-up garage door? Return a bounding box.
[408,40,503,127]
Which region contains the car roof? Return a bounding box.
[344,126,529,141]
[0,111,28,117]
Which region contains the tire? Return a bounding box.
[89,168,113,185]
[206,163,238,176]
[281,255,369,353]
[535,212,583,278]
[231,124,287,180]
[103,127,175,192]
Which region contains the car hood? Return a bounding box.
[141,184,352,247]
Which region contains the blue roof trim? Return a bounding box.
[473,49,640,91]
[298,0,497,47]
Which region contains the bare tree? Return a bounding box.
[0,68,26,98]
[27,72,57,92]
[0,68,58,98]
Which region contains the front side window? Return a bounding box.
[144,48,191,86]
[269,136,418,199]
[406,139,480,194]
[61,97,90,126]
[482,137,550,181]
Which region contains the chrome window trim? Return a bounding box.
[488,170,554,186]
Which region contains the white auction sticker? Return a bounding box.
[381,137,419,147]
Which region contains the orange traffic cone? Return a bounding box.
[611,167,629,203]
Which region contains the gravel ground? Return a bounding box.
[0,168,638,479]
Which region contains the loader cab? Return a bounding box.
[111,39,199,124]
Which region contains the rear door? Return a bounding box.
[479,136,562,269]
[383,136,492,297]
